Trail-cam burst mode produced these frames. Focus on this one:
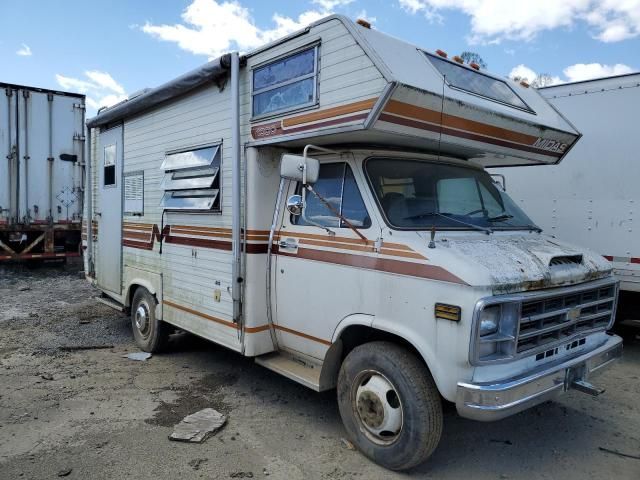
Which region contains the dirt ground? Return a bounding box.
[0,265,639,480]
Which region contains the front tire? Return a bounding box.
[131,288,170,353]
[337,341,443,471]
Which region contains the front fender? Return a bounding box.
[371,316,453,400]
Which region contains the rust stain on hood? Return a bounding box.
[438,234,612,294]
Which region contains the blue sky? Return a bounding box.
[2,0,639,115]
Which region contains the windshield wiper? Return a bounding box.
[487,214,514,222]
[403,212,492,234]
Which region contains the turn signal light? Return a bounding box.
[435,303,462,322]
[435,49,448,58]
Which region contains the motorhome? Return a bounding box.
[85,16,622,470]
[1,83,85,261]
[494,73,640,334]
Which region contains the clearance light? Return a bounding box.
[453,55,464,64]
[469,62,480,70]
[435,49,448,58]
[435,303,462,322]
[356,18,371,29]
[519,80,530,88]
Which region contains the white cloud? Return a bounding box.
[141,0,335,58]
[16,44,32,56]
[312,0,353,9]
[55,71,127,114]
[85,70,126,96]
[508,62,636,86]
[398,0,640,44]
[563,62,635,81]
[509,64,539,82]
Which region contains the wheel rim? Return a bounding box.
[134,301,151,338]
[352,370,403,445]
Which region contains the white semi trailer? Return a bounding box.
[0,82,85,261]
[494,73,640,331]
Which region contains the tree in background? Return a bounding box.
[460,51,487,68]
[511,73,555,88]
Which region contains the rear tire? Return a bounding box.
[337,341,443,471]
[131,288,170,353]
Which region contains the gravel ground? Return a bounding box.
[0,265,639,479]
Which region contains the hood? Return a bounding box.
[432,233,612,294]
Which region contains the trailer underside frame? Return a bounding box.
[0,222,81,261]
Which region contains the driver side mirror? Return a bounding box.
[280,154,320,185]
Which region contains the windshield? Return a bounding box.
[365,158,538,231]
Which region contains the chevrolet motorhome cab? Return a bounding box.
[84,15,622,470]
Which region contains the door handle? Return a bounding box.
[278,238,298,249]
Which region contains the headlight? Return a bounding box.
[473,301,520,363]
[479,306,500,336]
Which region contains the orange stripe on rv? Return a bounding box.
[382,99,539,146]
[162,299,330,345]
[282,98,377,127]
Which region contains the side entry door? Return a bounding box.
[96,125,123,294]
[274,160,379,360]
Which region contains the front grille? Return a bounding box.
[517,283,616,354]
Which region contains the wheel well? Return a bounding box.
[126,284,156,312]
[126,284,140,311]
[320,325,431,391]
[339,325,424,363]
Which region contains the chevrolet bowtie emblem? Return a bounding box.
[567,307,581,321]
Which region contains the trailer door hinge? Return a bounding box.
[74,133,86,141]
[73,103,86,110]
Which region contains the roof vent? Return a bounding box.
[356,18,371,29]
[549,255,583,267]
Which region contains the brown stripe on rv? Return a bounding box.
[279,247,466,285]
[275,231,414,251]
[252,113,369,140]
[282,98,378,127]
[163,299,330,344]
[274,324,332,346]
[383,100,540,146]
[378,113,562,158]
[120,224,438,272]
[163,300,237,329]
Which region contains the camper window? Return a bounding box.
[159,144,222,211]
[252,46,318,118]
[103,144,116,187]
[426,53,533,112]
[293,163,371,228]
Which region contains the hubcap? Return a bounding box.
[354,371,403,445]
[135,302,150,336]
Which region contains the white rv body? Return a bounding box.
[85,15,622,469]
[0,83,85,261]
[494,74,640,293]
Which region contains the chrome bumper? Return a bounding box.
[456,335,623,421]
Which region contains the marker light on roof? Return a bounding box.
[435,49,447,58]
[520,80,530,88]
[469,62,480,70]
[453,55,464,64]
[356,19,371,29]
